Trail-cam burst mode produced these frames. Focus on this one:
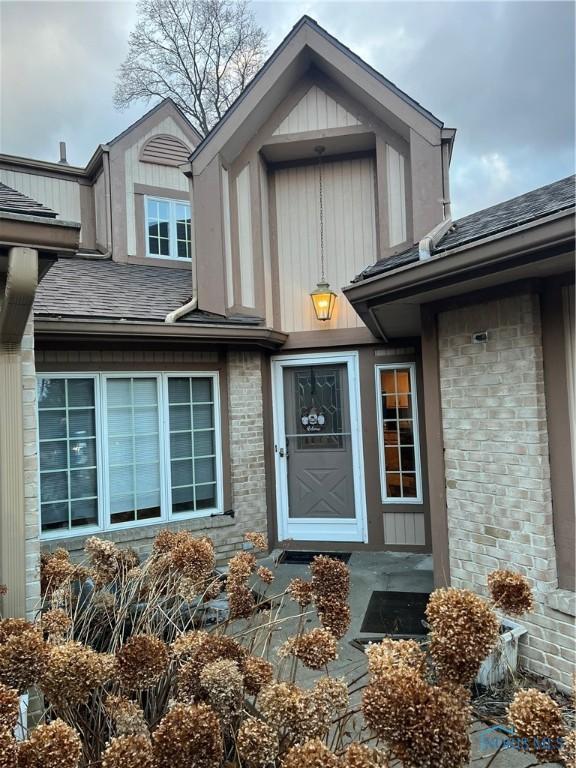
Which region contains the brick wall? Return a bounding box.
[42,349,269,566]
[438,293,575,691]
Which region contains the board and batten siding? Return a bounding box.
[273,85,361,135]
[383,511,426,546]
[221,167,234,308]
[93,171,108,250]
[0,169,81,224]
[124,116,191,256]
[235,164,256,308]
[386,145,407,246]
[274,156,377,332]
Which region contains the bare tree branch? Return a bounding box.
[114,0,267,137]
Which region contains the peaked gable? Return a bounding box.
[273,85,361,135]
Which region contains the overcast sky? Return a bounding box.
[1,1,574,218]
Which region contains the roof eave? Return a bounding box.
[33,317,288,349]
[344,207,576,307]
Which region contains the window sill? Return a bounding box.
[40,514,236,551]
[546,589,576,617]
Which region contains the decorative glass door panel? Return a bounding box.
[283,364,355,520]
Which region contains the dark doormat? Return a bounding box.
[279,551,351,565]
[359,591,430,636]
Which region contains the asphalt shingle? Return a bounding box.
[34,258,260,324]
[355,175,575,282]
[0,181,57,218]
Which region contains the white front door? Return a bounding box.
[272,351,367,543]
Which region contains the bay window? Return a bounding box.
[37,373,222,537]
[375,363,423,503]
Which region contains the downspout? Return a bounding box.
[418,217,453,262]
[165,288,198,323]
[0,247,38,343]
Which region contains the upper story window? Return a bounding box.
[375,363,423,504]
[145,196,192,260]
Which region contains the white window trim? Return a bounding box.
[144,195,192,261]
[375,362,423,505]
[38,371,223,540]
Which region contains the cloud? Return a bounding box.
[0,0,574,217]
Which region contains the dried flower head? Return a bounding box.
[317,597,351,639]
[366,638,426,679]
[228,581,256,619]
[339,743,389,767]
[426,587,499,684]
[116,635,169,690]
[0,683,18,732]
[105,695,148,737]
[362,668,471,768]
[172,630,210,662]
[282,739,339,768]
[101,734,154,768]
[40,549,75,595]
[0,619,33,644]
[177,634,246,701]
[280,628,338,669]
[203,578,224,602]
[18,719,81,768]
[244,532,267,551]
[152,703,222,768]
[228,552,257,581]
[84,537,123,586]
[257,566,274,585]
[487,569,534,616]
[508,689,566,761]
[241,656,274,696]
[41,641,112,706]
[310,555,350,602]
[287,578,314,607]
[0,727,18,767]
[0,585,6,597]
[0,628,47,694]
[41,609,72,641]
[199,659,243,725]
[311,677,349,713]
[257,682,306,733]
[559,729,575,767]
[237,718,279,768]
[169,535,215,585]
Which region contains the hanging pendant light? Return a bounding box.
[310,145,337,321]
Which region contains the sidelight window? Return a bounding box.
[375,363,423,503]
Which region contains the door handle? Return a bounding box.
[278,447,285,458]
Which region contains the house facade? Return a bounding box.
[0,16,573,689]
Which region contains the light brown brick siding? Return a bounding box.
[438,293,575,691]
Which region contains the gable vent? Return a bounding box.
[140,134,192,167]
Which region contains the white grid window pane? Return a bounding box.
[106,377,162,525]
[146,197,192,260]
[37,377,98,532]
[378,366,421,502]
[168,377,217,514]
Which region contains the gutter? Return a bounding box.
[344,207,575,304]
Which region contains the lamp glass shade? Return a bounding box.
[310,282,337,321]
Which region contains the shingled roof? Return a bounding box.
[0,181,57,218]
[34,258,260,325]
[354,174,575,282]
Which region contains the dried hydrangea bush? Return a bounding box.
[1,530,572,767]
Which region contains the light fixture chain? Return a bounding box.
[318,149,325,283]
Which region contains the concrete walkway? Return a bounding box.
[255,550,562,768]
